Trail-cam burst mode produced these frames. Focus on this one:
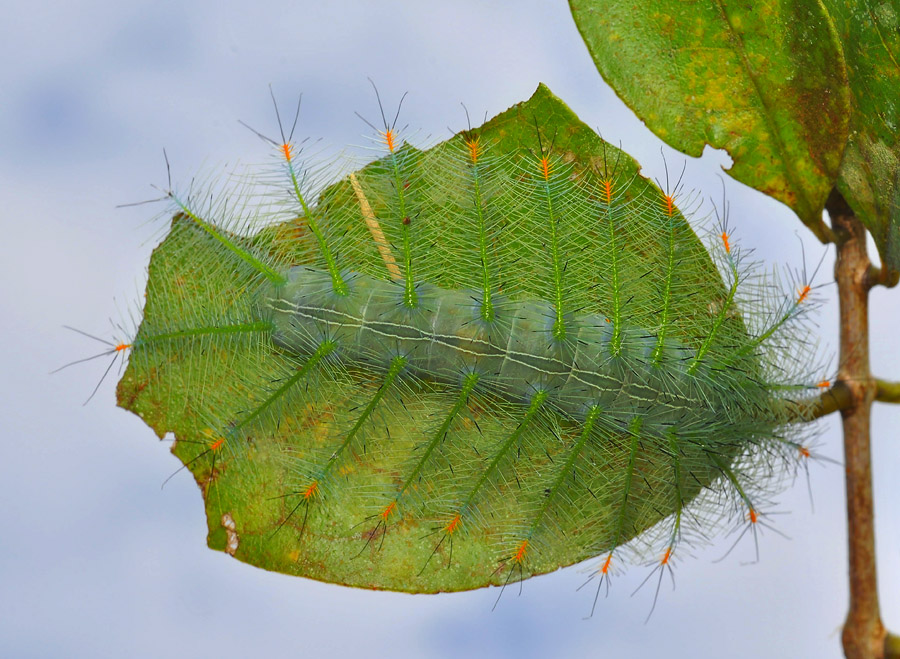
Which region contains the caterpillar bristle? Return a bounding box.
[82,83,833,603]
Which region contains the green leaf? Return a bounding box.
[116,85,809,593]
[824,0,900,276]
[570,0,851,242]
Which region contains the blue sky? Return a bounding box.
[1,1,898,657]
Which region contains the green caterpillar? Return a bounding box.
[114,84,820,599]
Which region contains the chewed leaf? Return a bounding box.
[116,84,821,594]
[823,0,900,278]
[569,0,851,243]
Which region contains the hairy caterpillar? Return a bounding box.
[110,83,821,600]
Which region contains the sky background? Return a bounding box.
[1,1,898,657]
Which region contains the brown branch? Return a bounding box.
[826,190,897,289]
[828,189,888,659]
[781,377,900,424]
[781,381,853,422]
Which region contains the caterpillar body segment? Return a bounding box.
[268,266,749,431]
[115,84,822,595]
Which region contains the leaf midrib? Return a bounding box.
[711,0,811,218]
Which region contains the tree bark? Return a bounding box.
[829,191,887,659]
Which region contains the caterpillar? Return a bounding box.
[111,83,821,600]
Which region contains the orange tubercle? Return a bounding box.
[513,540,529,564]
[602,179,613,204]
[797,285,811,304]
[799,446,811,459]
[748,508,758,524]
[663,194,675,218]
[303,481,319,500]
[114,343,131,352]
[381,501,397,520]
[661,546,672,565]
[601,553,612,574]
[281,143,293,161]
[817,380,831,389]
[444,514,462,535]
[383,129,395,153]
[210,438,225,451]
[539,156,551,181]
[466,137,480,164]
[721,231,731,253]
